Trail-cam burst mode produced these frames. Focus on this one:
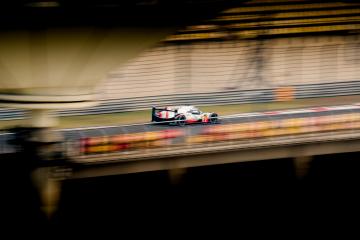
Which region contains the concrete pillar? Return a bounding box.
[293,156,312,179]
[29,110,58,128]
[168,168,187,185]
[31,167,62,219]
[8,127,71,219]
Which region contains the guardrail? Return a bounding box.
[1,81,360,120]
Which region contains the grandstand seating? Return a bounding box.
[101,35,360,100]
[100,0,360,100]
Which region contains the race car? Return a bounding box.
[151,105,219,126]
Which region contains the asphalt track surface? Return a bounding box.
[61,103,360,140]
[1,103,360,154]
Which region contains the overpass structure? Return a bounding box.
[71,129,360,178]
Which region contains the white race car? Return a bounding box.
[152,105,219,126]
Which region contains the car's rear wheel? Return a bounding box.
[209,113,218,124]
[176,115,186,126]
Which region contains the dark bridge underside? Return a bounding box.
[0,0,240,29]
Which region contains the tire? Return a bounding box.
[176,115,186,126]
[209,113,218,124]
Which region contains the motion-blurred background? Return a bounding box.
[1,0,360,235]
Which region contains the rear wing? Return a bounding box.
[152,107,178,122]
